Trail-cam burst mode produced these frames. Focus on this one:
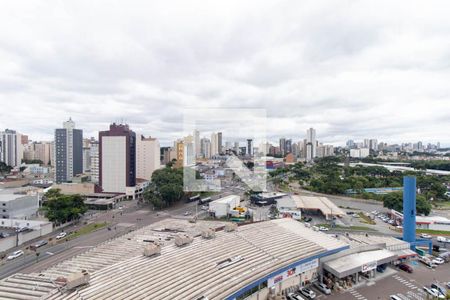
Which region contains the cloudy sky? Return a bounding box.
[1,1,450,146]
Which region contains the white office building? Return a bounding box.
[136,135,160,181]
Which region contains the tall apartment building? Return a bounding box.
[194,130,201,158]
[136,135,160,181]
[201,138,211,158]
[306,128,316,162]
[54,119,83,183]
[24,142,51,165]
[90,141,99,184]
[217,132,223,155]
[210,133,219,156]
[247,139,253,156]
[0,129,23,167]
[279,138,286,157]
[99,123,136,193]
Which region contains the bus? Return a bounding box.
[198,197,212,205]
[187,194,200,203]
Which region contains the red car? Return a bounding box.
[398,263,413,273]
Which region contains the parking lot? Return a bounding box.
[318,261,450,300]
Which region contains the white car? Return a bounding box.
[437,236,449,243]
[432,257,445,265]
[420,233,432,239]
[423,287,445,299]
[56,232,67,240]
[314,282,331,295]
[7,250,24,260]
[299,287,316,299]
[319,226,329,232]
[287,292,305,300]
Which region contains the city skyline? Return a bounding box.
[1,2,450,145]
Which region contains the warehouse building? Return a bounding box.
[0,192,39,219]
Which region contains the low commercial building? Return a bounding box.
[390,209,450,232]
[289,195,345,220]
[0,193,39,219]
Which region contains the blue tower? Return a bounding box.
[402,176,416,245]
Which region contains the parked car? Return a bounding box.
[201,205,208,211]
[299,287,316,299]
[319,226,329,232]
[56,232,67,240]
[437,236,448,243]
[432,257,445,265]
[183,211,192,216]
[423,287,445,299]
[314,282,331,295]
[389,295,402,300]
[431,283,447,297]
[7,250,24,260]
[287,292,305,300]
[446,282,450,289]
[0,232,10,238]
[30,240,48,250]
[420,233,432,239]
[398,263,413,273]
[16,226,29,233]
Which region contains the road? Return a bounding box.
[0,198,204,279]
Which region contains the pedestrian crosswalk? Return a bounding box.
[392,275,426,300]
[348,287,368,300]
[393,274,418,290]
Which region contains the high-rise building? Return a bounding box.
[285,139,292,154]
[201,138,211,158]
[90,141,99,184]
[369,139,378,151]
[194,130,201,158]
[0,129,23,167]
[279,138,286,157]
[346,140,355,149]
[82,140,92,173]
[34,142,52,165]
[136,135,160,181]
[54,119,83,183]
[306,128,316,161]
[247,139,253,156]
[99,123,136,193]
[217,132,223,154]
[210,133,219,156]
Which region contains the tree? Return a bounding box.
[143,167,186,209]
[382,192,431,216]
[41,189,87,224]
[0,162,12,176]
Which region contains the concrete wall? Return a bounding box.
[0,236,16,253]
[0,220,52,253]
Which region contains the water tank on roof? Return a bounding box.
[143,243,161,257]
[174,234,193,246]
[201,228,215,239]
[224,223,238,232]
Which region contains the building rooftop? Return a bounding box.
[0,218,348,300]
[290,195,345,217]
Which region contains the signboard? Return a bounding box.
[267,258,319,287]
[361,261,377,273]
